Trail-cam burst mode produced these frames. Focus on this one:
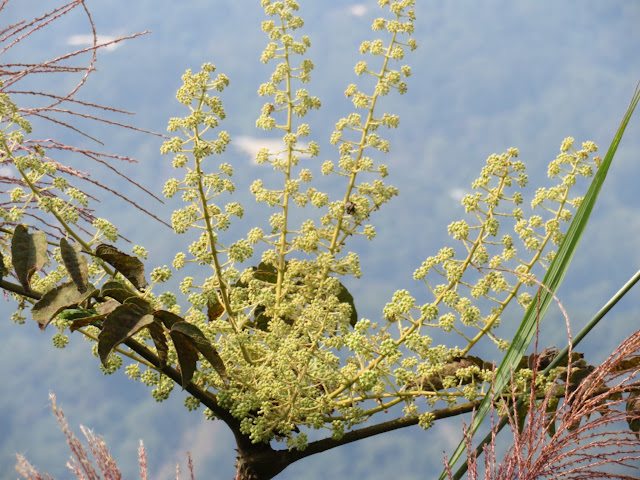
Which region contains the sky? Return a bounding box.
[2,1,640,478]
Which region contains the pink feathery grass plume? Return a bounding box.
[448,329,640,480]
[16,394,197,480]
[0,0,169,240]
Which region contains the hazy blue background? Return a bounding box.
[2,1,640,478]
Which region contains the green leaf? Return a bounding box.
[626,390,640,438]
[98,304,154,365]
[445,84,640,480]
[32,282,97,331]
[613,356,640,373]
[153,309,183,329]
[170,321,227,381]
[69,300,120,333]
[337,281,358,327]
[515,398,530,434]
[95,244,148,290]
[545,396,559,439]
[234,262,278,289]
[102,280,126,291]
[69,315,104,332]
[567,366,593,391]
[169,329,199,388]
[101,280,136,304]
[57,308,98,321]
[253,304,272,331]
[59,238,88,293]
[11,224,47,292]
[123,296,153,312]
[148,321,169,366]
[151,311,188,375]
[254,261,278,283]
[0,251,5,279]
[96,299,120,316]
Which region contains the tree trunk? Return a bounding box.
[234,442,292,480]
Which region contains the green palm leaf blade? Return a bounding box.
[441,83,640,480]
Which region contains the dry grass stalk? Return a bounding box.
[15,394,196,480]
[0,0,169,239]
[448,329,640,480]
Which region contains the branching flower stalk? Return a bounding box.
[347,142,600,405]
[324,2,415,261]
[252,0,321,308]
[322,139,601,427]
[2,0,600,440]
[456,144,592,355]
[272,7,297,306]
[165,67,234,320]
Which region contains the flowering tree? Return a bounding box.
[3,1,640,479]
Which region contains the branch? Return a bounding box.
[0,276,250,445]
[283,365,606,463]
[120,338,242,433]
[283,399,482,463]
[0,278,39,300]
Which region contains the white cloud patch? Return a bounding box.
[448,187,467,202]
[152,420,228,479]
[349,4,368,17]
[67,34,122,52]
[234,135,310,164]
[436,421,464,449]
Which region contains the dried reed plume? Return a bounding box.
[15,393,196,480]
[448,328,640,480]
[0,0,169,241]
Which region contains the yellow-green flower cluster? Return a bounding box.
[408,140,599,361]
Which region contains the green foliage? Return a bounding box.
[59,238,89,293]
[94,244,149,290]
[32,282,97,331]
[11,224,47,293]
